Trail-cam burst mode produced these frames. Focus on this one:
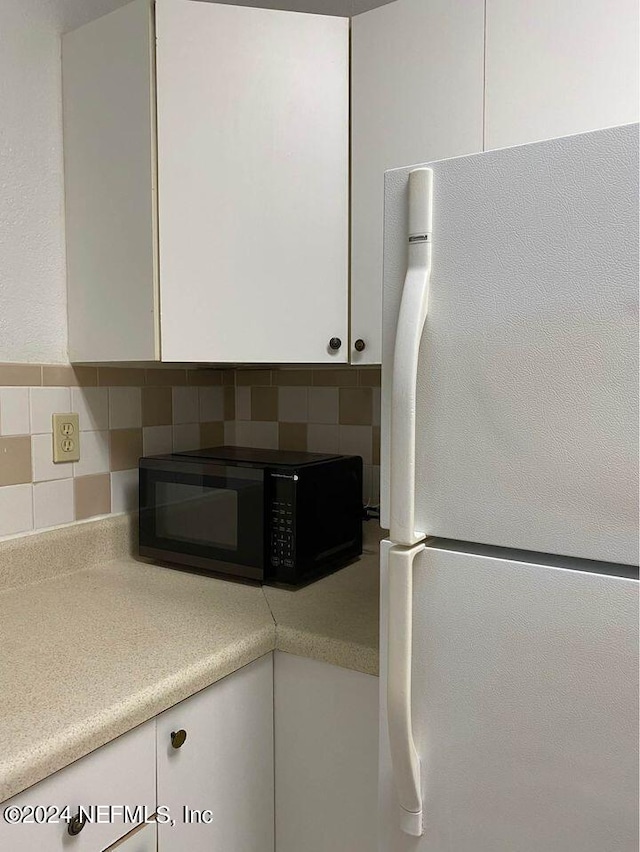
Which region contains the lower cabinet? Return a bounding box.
[1,651,378,852]
[274,652,379,852]
[104,822,156,851]
[156,653,275,852]
[0,720,156,852]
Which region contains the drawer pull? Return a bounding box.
[67,811,87,836]
[171,729,187,749]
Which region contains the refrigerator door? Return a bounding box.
[380,539,639,851]
[381,124,639,564]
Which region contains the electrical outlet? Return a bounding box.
[52,413,80,463]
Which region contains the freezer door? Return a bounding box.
[379,540,639,851]
[381,124,639,564]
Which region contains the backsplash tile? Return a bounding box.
[42,365,98,387]
[339,424,373,463]
[33,479,74,529]
[273,369,314,386]
[339,387,373,426]
[142,386,172,427]
[110,428,143,471]
[72,387,109,431]
[236,369,272,386]
[311,368,359,387]
[223,421,236,444]
[223,386,236,420]
[0,364,42,387]
[0,436,32,486]
[0,364,380,538]
[278,386,308,423]
[236,386,251,420]
[0,483,33,536]
[198,386,224,422]
[249,421,279,449]
[251,387,278,421]
[143,425,173,456]
[172,386,199,424]
[108,386,142,429]
[98,367,147,387]
[279,422,307,451]
[172,422,200,452]
[200,421,224,447]
[0,387,30,436]
[75,474,111,521]
[0,365,230,537]
[308,387,339,424]
[307,423,340,453]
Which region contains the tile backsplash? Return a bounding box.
[0,364,381,539]
[231,367,380,508]
[0,364,232,538]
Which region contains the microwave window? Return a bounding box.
[155,481,238,550]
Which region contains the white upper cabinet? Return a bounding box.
[484,0,640,150]
[64,0,349,364]
[156,0,349,364]
[64,0,638,366]
[350,0,485,364]
[64,0,159,363]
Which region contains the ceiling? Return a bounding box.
[60,0,397,33]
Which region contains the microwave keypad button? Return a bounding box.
[270,495,295,570]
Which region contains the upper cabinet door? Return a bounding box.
[156,0,349,364]
[63,0,159,363]
[350,0,485,365]
[485,0,640,150]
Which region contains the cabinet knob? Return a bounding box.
[329,337,342,351]
[171,729,187,749]
[67,811,87,836]
[354,339,366,352]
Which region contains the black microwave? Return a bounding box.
[139,446,363,587]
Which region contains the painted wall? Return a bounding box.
[0,0,68,364]
[0,0,129,364]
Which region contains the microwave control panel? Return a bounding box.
[269,474,296,570]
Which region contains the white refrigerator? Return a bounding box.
[379,123,639,851]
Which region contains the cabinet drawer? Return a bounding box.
[0,720,155,852]
[104,821,157,852]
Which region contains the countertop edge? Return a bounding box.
[274,625,380,677]
[0,626,275,804]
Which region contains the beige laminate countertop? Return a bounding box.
[0,516,381,803]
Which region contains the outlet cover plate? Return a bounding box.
[52,413,80,463]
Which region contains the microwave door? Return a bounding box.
[139,462,265,580]
[154,481,239,550]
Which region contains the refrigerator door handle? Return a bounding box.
[390,168,433,546]
[388,542,425,836]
